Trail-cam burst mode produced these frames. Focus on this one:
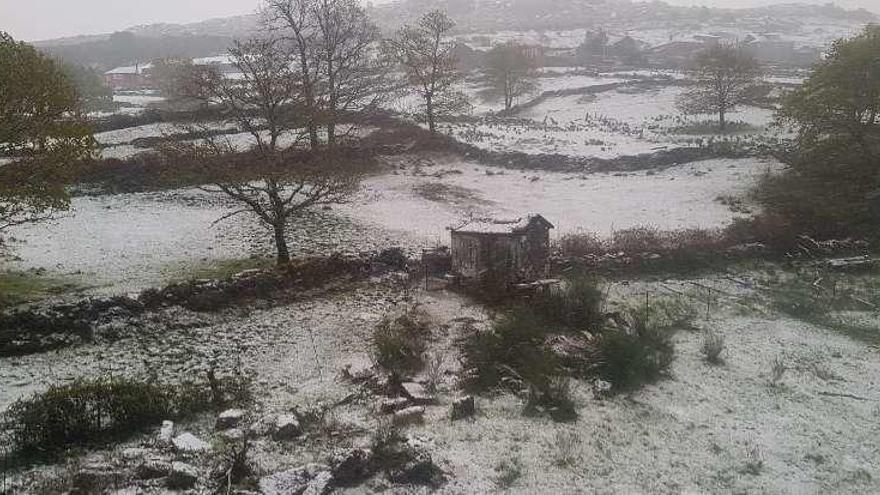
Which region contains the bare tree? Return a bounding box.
[676,43,761,132]
[484,41,539,111]
[388,10,468,132]
[264,0,323,148]
[311,0,391,146]
[163,36,367,265]
[264,0,389,148]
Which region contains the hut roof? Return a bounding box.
[450,214,554,235]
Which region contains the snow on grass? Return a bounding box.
[5,190,255,295]
[520,85,775,130]
[438,84,782,159]
[3,272,878,493]
[339,155,778,241]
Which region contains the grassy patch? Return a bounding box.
[0,271,83,307]
[163,257,274,283]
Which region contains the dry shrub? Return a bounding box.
[700,331,725,364]
[373,305,432,375]
[523,376,577,422]
[611,226,664,253]
[558,230,605,257]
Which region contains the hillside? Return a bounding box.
[35,0,876,69]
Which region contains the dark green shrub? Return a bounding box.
[532,275,604,331]
[375,247,409,270]
[3,373,252,460]
[373,306,431,374]
[460,308,560,392]
[596,311,675,390]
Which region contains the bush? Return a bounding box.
[373,305,431,375]
[460,308,560,392]
[532,275,604,331]
[375,247,409,271]
[523,376,577,422]
[595,309,676,390]
[3,374,251,459]
[700,331,725,365]
[370,421,445,487]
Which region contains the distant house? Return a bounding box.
[450,214,554,284]
[103,63,153,90]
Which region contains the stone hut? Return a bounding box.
[450,214,554,284]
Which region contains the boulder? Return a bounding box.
[272,414,302,441]
[167,462,199,490]
[392,406,425,427]
[216,408,247,430]
[400,382,435,405]
[329,448,374,485]
[450,396,475,421]
[172,432,210,453]
[259,464,331,495]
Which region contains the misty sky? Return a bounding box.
[1,0,877,41]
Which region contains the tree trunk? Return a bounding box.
[719,108,726,132]
[426,94,436,133]
[327,121,336,148]
[308,122,320,149]
[273,222,291,265]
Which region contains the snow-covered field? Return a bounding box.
[343,154,775,240]
[2,274,878,493]
[439,83,782,159]
[6,155,774,295]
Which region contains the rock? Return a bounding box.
[259,464,331,495]
[216,408,247,430]
[172,432,210,453]
[167,462,199,490]
[157,420,174,444]
[272,414,302,440]
[304,470,333,495]
[136,459,171,480]
[392,406,425,427]
[330,448,374,485]
[450,396,475,420]
[380,397,410,414]
[220,427,246,441]
[400,382,435,405]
